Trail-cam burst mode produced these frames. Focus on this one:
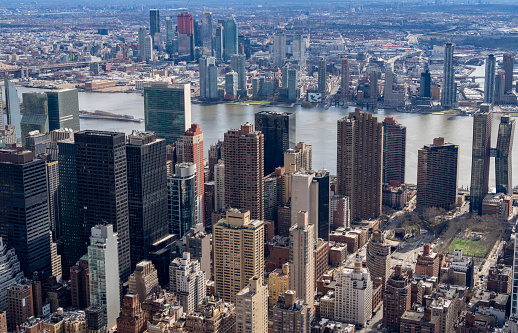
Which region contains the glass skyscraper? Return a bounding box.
[496,116,515,194]
[4,79,21,144]
[224,18,238,61]
[20,92,49,147]
[46,89,80,132]
[167,162,196,238]
[149,9,160,38]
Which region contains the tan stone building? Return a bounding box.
[366,230,392,285]
[236,276,268,333]
[128,260,159,302]
[268,263,290,308]
[273,290,310,333]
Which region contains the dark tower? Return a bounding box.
[382,117,406,185]
[470,105,492,214]
[149,9,160,38]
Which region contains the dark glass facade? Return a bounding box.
[496,117,515,194]
[314,171,330,241]
[20,93,49,147]
[168,163,196,238]
[47,89,80,132]
[470,109,492,214]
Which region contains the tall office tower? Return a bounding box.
[504,53,515,93]
[341,58,350,98]
[0,150,51,280]
[201,12,213,54]
[383,265,412,331]
[384,68,394,101]
[420,69,431,98]
[441,41,457,108]
[149,9,160,38]
[167,162,196,237]
[290,172,317,226]
[178,12,194,35]
[225,72,238,99]
[273,31,287,67]
[165,18,174,54]
[199,56,218,100]
[289,211,315,319]
[180,225,211,279]
[224,18,238,61]
[45,159,60,242]
[213,210,265,303]
[470,105,492,214]
[236,276,268,333]
[144,36,153,61]
[7,282,33,331]
[20,93,49,147]
[495,70,506,104]
[369,67,379,105]
[117,294,146,333]
[334,258,373,327]
[273,290,310,333]
[224,123,264,220]
[0,238,24,311]
[215,24,224,61]
[366,230,391,285]
[75,131,131,280]
[88,224,120,330]
[314,171,330,240]
[284,142,312,173]
[416,137,459,211]
[255,111,296,176]
[291,35,306,67]
[128,260,159,302]
[126,132,168,267]
[496,116,515,194]
[4,79,21,144]
[169,252,206,313]
[46,89,80,131]
[144,82,191,145]
[318,58,327,97]
[214,162,225,211]
[337,109,383,220]
[231,54,247,96]
[70,256,89,309]
[138,27,147,61]
[484,55,496,104]
[382,117,406,185]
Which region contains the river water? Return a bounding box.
[16,81,518,189]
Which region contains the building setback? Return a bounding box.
[236,276,268,333]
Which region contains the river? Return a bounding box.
[15,85,518,189]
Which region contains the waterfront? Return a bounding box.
[15,86,518,188]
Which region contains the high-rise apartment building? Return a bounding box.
[0,150,51,280]
[126,132,168,267]
[75,130,131,280]
[70,256,89,309]
[417,137,459,211]
[420,70,431,98]
[268,263,290,308]
[0,238,23,311]
[318,58,327,97]
[382,117,406,185]
[46,89,80,132]
[165,18,174,54]
[231,54,247,96]
[289,211,315,319]
[149,9,160,38]
[504,53,515,93]
[214,162,226,211]
[169,252,206,313]
[144,36,153,61]
[144,82,191,145]
[213,209,265,303]
[383,265,412,332]
[273,290,310,333]
[88,225,120,330]
[366,230,391,285]
[201,12,213,54]
[341,58,350,99]
[273,30,287,67]
[7,281,33,332]
[485,55,496,104]
[128,260,159,302]
[236,276,268,333]
[117,294,146,333]
[255,111,296,176]
[199,57,218,100]
[20,93,49,147]
[334,259,373,327]
[4,79,21,143]
[337,108,383,220]
[284,142,312,173]
[441,41,457,108]
[138,27,147,62]
[225,71,238,99]
[470,105,492,214]
[224,123,264,220]
[223,18,238,61]
[215,24,224,61]
[177,12,193,35]
[291,35,306,67]
[496,116,515,194]
[167,162,196,237]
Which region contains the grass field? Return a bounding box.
[438,109,458,114]
[448,238,490,257]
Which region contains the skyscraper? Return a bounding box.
[88,224,120,330]
[138,27,147,62]
[75,130,131,280]
[116,294,146,333]
[199,57,218,100]
[504,53,515,93]
[4,79,21,144]
[291,35,306,67]
[46,89,80,132]
[201,12,213,54]
[314,171,330,241]
[416,137,459,211]
[215,24,224,61]
[318,58,327,97]
[144,82,191,145]
[289,211,315,319]
[20,92,49,147]
[176,124,205,225]
[337,108,383,220]
[149,9,160,38]
[169,252,206,313]
[236,276,268,333]
[341,58,350,98]
[224,18,238,61]
[165,18,174,54]
[214,162,225,211]
[384,68,394,101]
[441,41,457,108]
[0,150,52,280]
[224,123,264,220]
[167,162,196,237]
[366,230,391,285]
[273,30,287,67]
[383,265,411,331]
[126,132,168,267]
[484,55,496,104]
[382,117,406,185]
[255,111,296,176]
[128,260,159,302]
[213,209,265,303]
[470,105,492,214]
[420,70,431,98]
[225,72,238,99]
[178,12,194,35]
[287,68,298,102]
[231,54,247,97]
[496,116,515,194]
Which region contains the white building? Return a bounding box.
[169,252,206,313]
[88,224,120,330]
[0,237,24,311]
